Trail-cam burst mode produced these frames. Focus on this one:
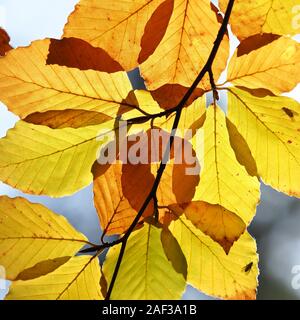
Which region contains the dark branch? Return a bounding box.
[209,68,219,101]
[83,0,235,300]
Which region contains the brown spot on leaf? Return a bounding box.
[282,107,297,119]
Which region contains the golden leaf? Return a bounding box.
[170,215,259,300]
[103,222,186,299]
[6,256,103,300]
[220,0,300,40]
[227,87,300,197]
[0,196,88,280]
[141,0,229,90]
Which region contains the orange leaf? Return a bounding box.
[63,0,168,70]
[140,1,229,90]
[93,162,147,236]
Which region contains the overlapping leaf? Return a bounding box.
[0,120,115,196]
[0,196,89,280]
[6,256,103,300]
[220,0,300,40]
[227,87,300,197]
[93,129,200,235]
[170,215,259,300]
[226,35,300,95]
[141,0,229,90]
[0,39,135,119]
[63,0,172,70]
[103,222,186,299]
[190,105,260,251]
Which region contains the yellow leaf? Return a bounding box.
[193,106,260,232]
[226,36,300,95]
[63,0,168,70]
[183,201,246,254]
[103,223,186,299]
[0,196,88,280]
[227,87,300,197]
[6,256,103,300]
[220,0,300,40]
[0,120,113,196]
[169,215,259,300]
[140,0,229,90]
[0,39,134,119]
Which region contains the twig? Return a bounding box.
[83,0,235,300]
[209,68,219,102]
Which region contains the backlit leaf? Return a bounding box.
[0,39,135,119]
[103,222,186,299]
[192,105,260,249]
[0,120,114,196]
[227,87,300,197]
[226,36,300,95]
[170,215,259,300]
[220,0,300,40]
[63,0,171,70]
[140,1,229,90]
[6,256,103,300]
[0,196,88,280]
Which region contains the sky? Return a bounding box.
[0,0,300,300]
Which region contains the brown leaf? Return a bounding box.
[150,84,204,110]
[24,109,113,129]
[47,37,123,72]
[237,34,281,57]
[138,0,174,64]
[121,129,200,223]
[15,257,71,281]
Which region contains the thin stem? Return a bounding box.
[209,67,219,102]
[84,0,235,300]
